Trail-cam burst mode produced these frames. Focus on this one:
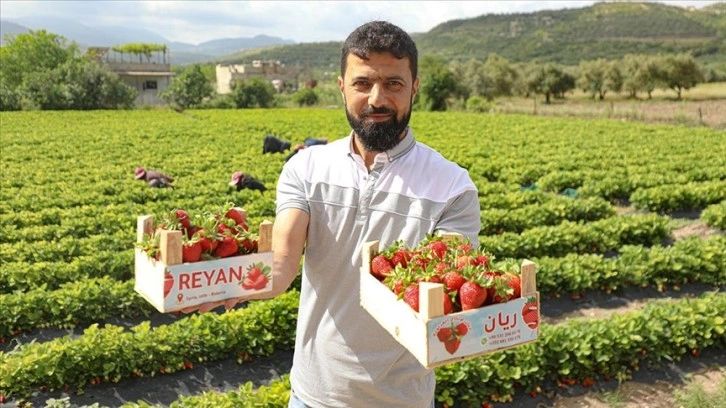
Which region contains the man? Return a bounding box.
[188,21,480,407]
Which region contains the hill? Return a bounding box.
[218,2,726,68]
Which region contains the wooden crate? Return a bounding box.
[134,211,273,313]
[360,239,539,369]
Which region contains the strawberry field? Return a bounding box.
[1,109,725,408]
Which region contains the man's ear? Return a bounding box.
[411,77,420,100]
[338,76,345,95]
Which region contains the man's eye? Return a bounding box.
[387,82,404,90]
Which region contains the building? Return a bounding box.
[87,46,175,106]
[215,60,296,94]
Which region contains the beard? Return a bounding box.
[346,103,412,152]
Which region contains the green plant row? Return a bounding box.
[0,232,129,264]
[0,291,300,399]
[578,167,726,203]
[116,293,726,408]
[702,200,726,230]
[0,251,132,294]
[534,235,726,296]
[479,213,671,259]
[123,375,292,408]
[533,165,725,198]
[480,196,614,235]
[630,180,726,213]
[478,189,550,210]
[0,277,154,338]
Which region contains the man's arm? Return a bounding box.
[181,208,309,313]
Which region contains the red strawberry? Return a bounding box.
[182,241,202,263]
[403,284,420,312]
[456,322,469,336]
[455,255,476,270]
[475,254,490,268]
[371,254,393,280]
[242,275,268,290]
[436,327,453,342]
[427,241,448,259]
[389,249,411,268]
[444,338,461,354]
[224,208,247,225]
[175,209,192,230]
[460,280,487,310]
[443,293,453,315]
[457,242,473,253]
[214,236,238,258]
[163,273,174,298]
[443,271,465,292]
[490,272,521,303]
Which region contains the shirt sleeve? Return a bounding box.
[275,154,310,215]
[435,188,481,247]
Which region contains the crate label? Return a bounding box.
[427,296,539,364]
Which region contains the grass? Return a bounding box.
[490,82,726,129]
[674,371,726,408]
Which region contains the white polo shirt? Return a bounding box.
[276,127,481,408]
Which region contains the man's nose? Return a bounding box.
[368,83,387,107]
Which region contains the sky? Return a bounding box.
[1,0,722,44]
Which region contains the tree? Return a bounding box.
[292,88,319,106]
[464,58,496,101]
[483,53,518,97]
[0,30,77,89]
[160,65,214,110]
[660,54,704,99]
[524,62,572,104]
[230,77,276,108]
[417,55,457,111]
[18,58,137,110]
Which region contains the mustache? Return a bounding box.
[361,106,395,116]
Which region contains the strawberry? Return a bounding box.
[182,241,202,263]
[389,248,411,268]
[444,338,461,354]
[503,272,521,300]
[403,284,420,312]
[475,254,490,268]
[455,254,476,270]
[443,293,453,315]
[163,273,174,298]
[427,240,448,259]
[460,280,487,310]
[225,208,249,231]
[175,209,192,231]
[443,271,465,292]
[436,327,453,342]
[456,322,469,336]
[242,274,268,290]
[370,254,393,280]
[214,236,238,258]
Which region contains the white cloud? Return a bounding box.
[1,0,721,44]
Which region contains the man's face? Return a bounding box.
[339,52,419,152]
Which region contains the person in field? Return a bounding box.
[185,21,480,407]
[284,137,329,162]
[262,134,292,154]
[134,167,174,189]
[229,171,267,192]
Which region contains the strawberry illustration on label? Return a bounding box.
[522,296,539,329]
[434,318,471,355]
[164,273,174,298]
[241,262,271,290]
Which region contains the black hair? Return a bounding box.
[340,21,418,80]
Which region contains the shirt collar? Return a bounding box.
[347,127,416,164]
